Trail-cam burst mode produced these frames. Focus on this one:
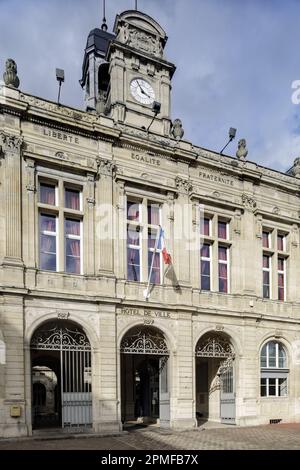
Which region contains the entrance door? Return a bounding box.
[31,321,92,431]
[159,356,170,428]
[220,359,235,424]
[120,326,170,427]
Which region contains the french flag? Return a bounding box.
[159,227,172,265]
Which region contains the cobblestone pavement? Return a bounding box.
[0,423,300,450]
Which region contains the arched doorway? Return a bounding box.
[195,332,235,424]
[30,320,92,431]
[120,326,170,428]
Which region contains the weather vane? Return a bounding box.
[101,0,107,31]
[135,0,138,10]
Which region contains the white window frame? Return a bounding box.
[64,218,82,275]
[218,245,229,294]
[126,200,142,282]
[39,213,58,272]
[147,204,162,286]
[262,254,271,299]
[277,256,286,302]
[200,243,211,291]
[260,341,288,398]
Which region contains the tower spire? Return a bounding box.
[101,0,108,31]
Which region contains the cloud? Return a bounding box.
[1,0,300,171]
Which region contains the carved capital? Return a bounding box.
[242,193,257,211]
[175,176,193,195]
[97,158,116,177]
[0,131,23,155]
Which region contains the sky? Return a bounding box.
[1,0,300,172]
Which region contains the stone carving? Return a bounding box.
[55,151,69,161]
[255,214,263,239]
[290,157,300,178]
[117,24,163,57]
[96,90,107,115]
[20,93,98,124]
[175,176,193,194]
[291,224,299,247]
[242,193,257,211]
[234,209,242,235]
[272,206,280,215]
[25,158,36,192]
[3,58,20,88]
[236,138,248,160]
[0,131,23,154]
[97,158,116,177]
[171,119,184,140]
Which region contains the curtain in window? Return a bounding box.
[40,185,55,205]
[65,189,80,210]
[41,215,56,232]
[148,204,160,225]
[65,219,80,236]
[218,222,227,239]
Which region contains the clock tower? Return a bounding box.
[82,10,176,136]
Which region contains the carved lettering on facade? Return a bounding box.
[57,311,70,320]
[131,153,161,166]
[43,128,80,145]
[198,169,234,187]
[119,307,171,319]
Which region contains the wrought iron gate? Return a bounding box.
[196,334,236,424]
[219,357,235,424]
[120,328,170,427]
[31,322,92,429]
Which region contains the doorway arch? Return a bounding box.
[30,320,92,431]
[120,325,170,428]
[195,332,235,424]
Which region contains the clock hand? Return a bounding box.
[137,80,151,99]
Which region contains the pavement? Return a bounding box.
[0,423,300,450]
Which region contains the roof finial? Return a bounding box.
[135,0,138,11]
[101,0,108,31]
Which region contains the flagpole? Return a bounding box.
[144,226,161,300]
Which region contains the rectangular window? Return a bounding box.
[127,201,140,221]
[260,377,288,397]
[263,255,271,298]
[127,225,141,282]
[218,221,227,240]
[278,257,285,301]
[40,214,57,271]
[65,188,81,211]
[262,231,270,249]
[147,203,160,226]
[127,200,141,282]
[148,229,161,285]
[200,217,210,236]
[218,246,228,293]
[201,243,211,291]
[65,218,81,274]
[40,183,56,206]
[277,234,285,251]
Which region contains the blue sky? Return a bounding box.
[1,0,300,171]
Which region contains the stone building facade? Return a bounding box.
[1,9,300,438]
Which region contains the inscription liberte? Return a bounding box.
[43,128,80,145]
[120,307,170,319]
[131,154,161,166]
[199,170,234,186]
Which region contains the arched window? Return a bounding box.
[260,341,288,397]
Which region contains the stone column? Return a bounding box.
[95,158,115,276]
[23,158,36,288]
[85,172,96,276]
[172,313,195,429]
[0,132,23,266]
[173,176,193,286]
[95,305,120,433]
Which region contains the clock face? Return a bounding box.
[130,78,155,105]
